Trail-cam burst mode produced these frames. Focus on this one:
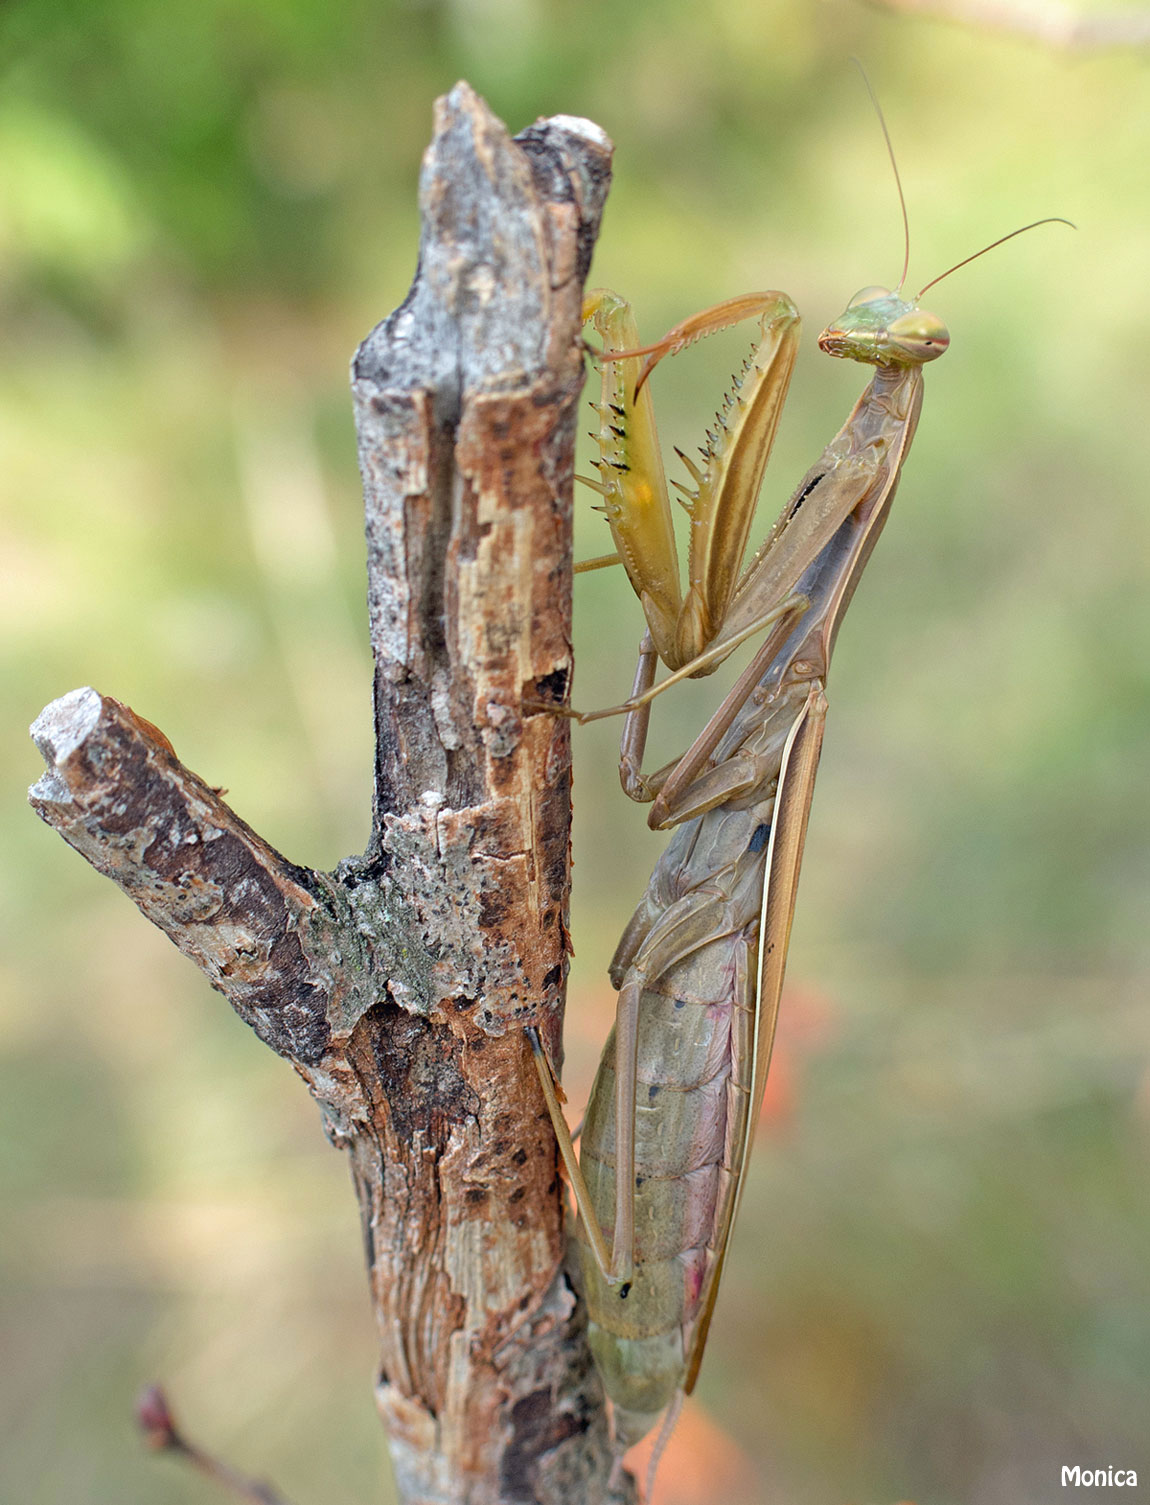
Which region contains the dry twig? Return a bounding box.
[868,0,1150,49]
[137,1387,293,1505]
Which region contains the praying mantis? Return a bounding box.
[527,121,1068,1467]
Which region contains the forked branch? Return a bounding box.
[29,84,631,1505]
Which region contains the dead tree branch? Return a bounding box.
[29,83,629,1505]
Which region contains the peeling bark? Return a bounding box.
[29,84,632,1505]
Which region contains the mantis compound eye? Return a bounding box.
[887,309,950,362]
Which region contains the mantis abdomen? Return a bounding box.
[578,806,767,1439]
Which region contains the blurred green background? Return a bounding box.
[2,2,1148,1502]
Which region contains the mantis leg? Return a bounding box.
[526,1027,618,1283]
[749,685,828,1131]
[650,624,799,822]
[618,634,658,803]
[607,886,663,988]
[562,589,807,731]
[609,972,641,1285]
[573,552,624,575]
[527,1009,642,1288]
[617,585,808,803]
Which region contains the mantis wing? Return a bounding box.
[682,683,825,1393]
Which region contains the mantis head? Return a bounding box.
[817,287,949,368]
[819,66,1068,373]
[816,217,1072,371]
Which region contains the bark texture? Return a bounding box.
[29,83,631,1505]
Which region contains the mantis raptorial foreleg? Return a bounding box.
[617,598,807,815]
[581,287,801,673]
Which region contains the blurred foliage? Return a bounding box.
[2,1,1149,1502]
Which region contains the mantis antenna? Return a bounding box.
[850,60,1074,301]
[916,217,1076,297]
[851,58,912,295]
